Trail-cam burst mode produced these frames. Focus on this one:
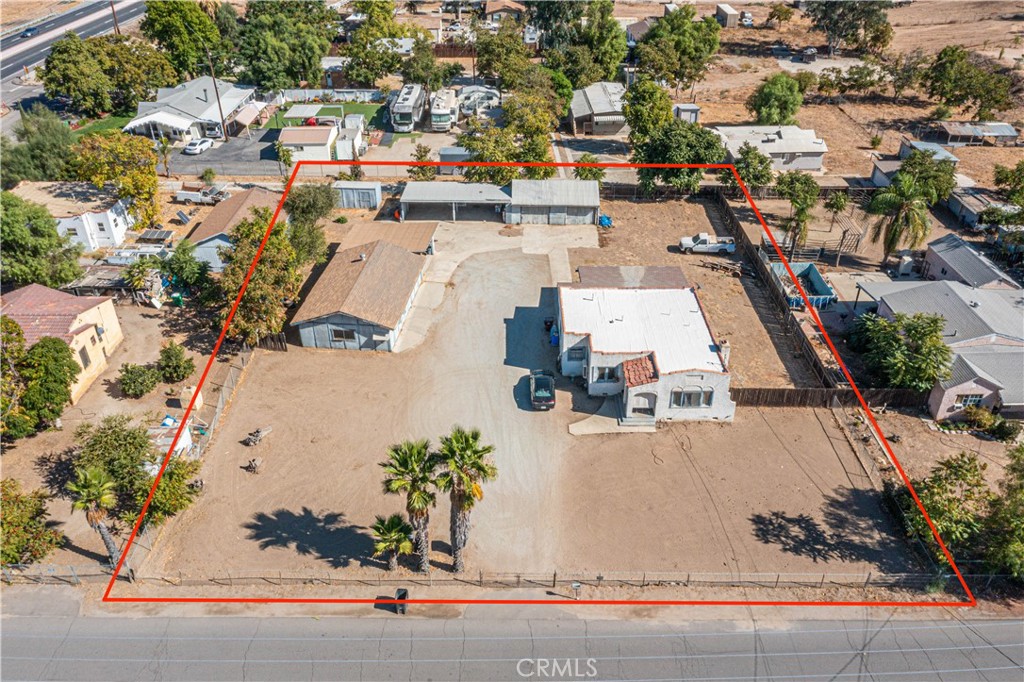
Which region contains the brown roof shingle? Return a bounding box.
[188,188,283,244]
[338,222,436,254]
[290,241,425,330]
[623,354,658,388]
[1,284,109,345]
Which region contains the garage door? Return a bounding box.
[519,206,548,224]
[567,206,596,224]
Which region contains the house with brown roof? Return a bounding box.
[484,0,526,23]
[290,241,425,351]
[1,285,124,403]
[338,222,436,255]
[188,188,284,272]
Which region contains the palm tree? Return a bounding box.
[436,426,497,573]
[66,466,121,569]
[156,137,173,178]
[784,205,812,261]
[380,439,438,573]
[868,172,936,264]
[371,514,414,571]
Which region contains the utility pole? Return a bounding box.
[109,1,121,35]
[204,45,229,143]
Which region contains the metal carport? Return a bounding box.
[399,182,511,221]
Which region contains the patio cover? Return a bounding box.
[233,101,267,127]
[122,111,194,133]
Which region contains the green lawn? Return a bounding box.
[264,103,386,130]
[71,115,133,140]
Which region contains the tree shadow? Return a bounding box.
[61,539,108,564]
[750,486,920,573]
[160,306,228,358]
[242,507,378,569]
[34,448,79,501]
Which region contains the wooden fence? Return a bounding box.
[253,332,288,352]
[731,386,928,409]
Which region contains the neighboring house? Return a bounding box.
[569,81,627,136]
[339,222,436,255]
[1,284,124,404]
[277,126,339,162]
[870,159,902,188]
[923,234,1021,290]
[187,188,284,273]
[504,180,601,225]
[557,284,736,424]
[626,17,656,47]
[859,280,1024,420]
[937,121,1018,147]
[945,186,1021,230]
[898,138,959,165]
[713,126,828,172]
[322,56,351,88]
[9,181,134,250]
[375,37,416,56]
[122,76,256,141]
[290,241,425,351]
[484,0,526,23]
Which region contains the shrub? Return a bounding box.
[988,419,1022,443]
[930,104,952,120]
[200,168,216,185]
[793,71,818,94]
[118,363,160,399]
[962,405,997,430]
[1,478,64,564]
[334,216,349,224]
[870,134,883,149]
[157,342,195,384]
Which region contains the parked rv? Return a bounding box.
[391,83,426,133]
[430,88,460,132]
[175,183,230,205]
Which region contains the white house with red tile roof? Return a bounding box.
[557,284,735,424]
[1,285,124,403]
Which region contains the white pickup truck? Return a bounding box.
[175,183,230,205]
[679,232,737,254]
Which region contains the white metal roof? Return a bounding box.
[400,182,511,204]
[713,125,828,156]
[559,287,726,375]
[137,77,254,125]
[284,104,323,119]
[122,110,194,133]
[510,180,600,207]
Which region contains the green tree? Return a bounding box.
[156,138,174,179]
[436,426,497,573]
[824,192,849,229]
[523,0,584,51]
[164,238,210,289]
[125,255,161,292]
[994,160,1024,205]
[214,1,240,44]
[634,37,681,89]
[381,439,439,573]
[0,318,34,440]
[40,32,112,116]
[158,342,195,384]
[642,6,720,91]
[66,466,122,568]
[804,1,892,57]
[543,45,604,90]
[766,3,794,27]
[141,0,221,78]
[623,78,673,145]
[371,513,414,571]
[74,131,160,227]
[904,452,990,560]
[118,363,160,399]
[898,150,956,204]
[0,104,75,189]
[238,2,332,90]
[883,49,926,102]
[747,73,803,125]
[868,172,936,263]
[924,45,1013,120]
[574,153,606,184]
[0,479,64,565]
[577,0,627,82]
[850,312,952,390]
[477,17,532,91]
[283,183,335,266]
[503,92,558,140]
[633,119,726,194]
[457,120,520,186]
[273,140,294,178]
[0,192,83,288]
[401,36,463,89]
[719,142,774,193]
[19,338,80,430]
[543,67,573,118]
[409,143,437,181]
[219,208,301,346]
[342,40,402,87]
[985,443,1024,579]
[775,171,820,257]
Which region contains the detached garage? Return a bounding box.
[504,180,601,225]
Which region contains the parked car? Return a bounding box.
[182,138,215,155]
[19,26,38,39]
[679,232,737,254]
[529,371,556,411]
[175,182,230,205]
[800,47,818,63]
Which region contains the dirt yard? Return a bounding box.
[144,241,918,584]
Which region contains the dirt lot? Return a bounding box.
[145,236,918,583]
[571,198,819,387]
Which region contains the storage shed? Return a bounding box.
[673,103,701,124]
[333,181,382,210]
[505,180,600,225]
[439,146,472,175]
[715,4,739,28]
[937,121,1018,147]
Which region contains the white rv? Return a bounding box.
[391,83,426,133]
[429,88,459,132]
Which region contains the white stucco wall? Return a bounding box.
[56,201,133,250]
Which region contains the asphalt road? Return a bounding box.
[2,611,1022,681]
[0,1,149,80]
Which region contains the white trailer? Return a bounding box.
[429,88,459,132]
[391,83,425,133]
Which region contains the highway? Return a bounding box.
[2,610,1022,681]
[0,1,148,81]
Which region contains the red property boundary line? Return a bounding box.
[103,161,975,608]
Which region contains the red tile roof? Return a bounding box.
[623,354,658,388]
[1,284,109,345]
